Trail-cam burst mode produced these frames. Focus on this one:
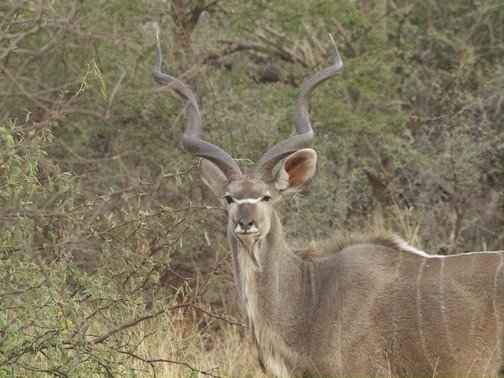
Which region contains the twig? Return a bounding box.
[191,303,246,328]
[91,302,193,345]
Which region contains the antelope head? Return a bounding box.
[200,147,319,256]
[152,31,342,263]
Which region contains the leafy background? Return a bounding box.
[1,0,502,375]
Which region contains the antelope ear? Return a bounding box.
[273,148,317,194]
[199,159,228,201]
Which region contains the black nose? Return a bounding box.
[238,218,254,231]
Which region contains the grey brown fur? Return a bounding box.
[221,174,504,376]
[154,32,504,376]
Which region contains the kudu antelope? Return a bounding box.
[153,31,504,376]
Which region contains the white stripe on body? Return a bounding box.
[398,242,503,258]
[416,258,433,368]
[439,259,455,356]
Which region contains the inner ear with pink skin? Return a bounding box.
[273,148,317,194]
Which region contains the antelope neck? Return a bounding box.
[230,211,321,375]
[230,210,308,321]
[233,211,296,273]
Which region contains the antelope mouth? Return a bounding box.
[234,225,260,238]
[235,230,260,236]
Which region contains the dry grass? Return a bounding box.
[131,310,262,377]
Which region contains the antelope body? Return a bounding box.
[153,30,504,376]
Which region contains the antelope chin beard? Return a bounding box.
[235,233,262,269]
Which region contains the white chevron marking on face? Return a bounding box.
[225,193,271,205]
[234,197,262,204]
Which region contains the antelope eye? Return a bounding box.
[262,195,272,202]
[224,195,234,204]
